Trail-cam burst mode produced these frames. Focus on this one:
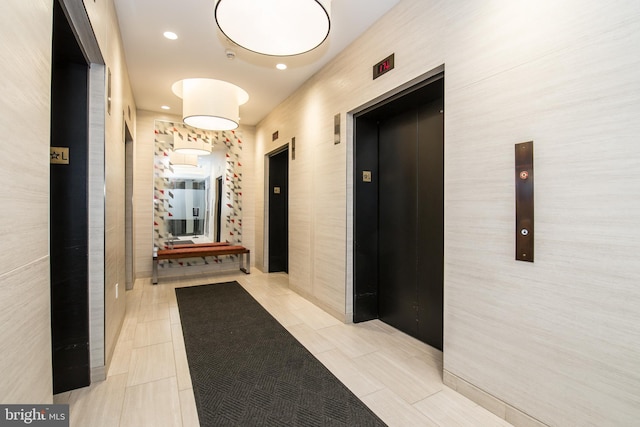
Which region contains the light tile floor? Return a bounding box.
[54,270,512,426]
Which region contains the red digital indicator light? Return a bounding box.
[373,54,395,80]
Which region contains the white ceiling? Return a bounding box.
[113,0,401,126]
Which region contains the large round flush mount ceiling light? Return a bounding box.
[172,78,249,131]
[214,0,331,56]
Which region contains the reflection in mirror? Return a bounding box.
[165,177,209,237]
[154,120,243,258]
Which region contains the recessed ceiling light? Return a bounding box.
[163,31,178,40]
[161,105,171,110]
[276,63,287,70]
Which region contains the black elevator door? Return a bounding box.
[268,149,289,272]
[50,1,91,393]
[378,98,443,350]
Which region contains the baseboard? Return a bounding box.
[90,365,106,383]
[288,283,347,323]
[443,370,548,427]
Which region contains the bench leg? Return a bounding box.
[240,252,250,274]
[152,258,159,285]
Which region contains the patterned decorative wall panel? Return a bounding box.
[154,120,243,269]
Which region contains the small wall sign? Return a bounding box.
[50,147,70,164]
[373,53,395,80]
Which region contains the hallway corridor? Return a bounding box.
[54,271,511,426]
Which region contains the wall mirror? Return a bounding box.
[153,120,243,262]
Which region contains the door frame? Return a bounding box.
[57,0,107,382]
[348,64,445,325]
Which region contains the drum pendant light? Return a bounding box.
[172,78,249,131]
[214,0,331,56]
[169,151,199,168]
[172,132,210,156]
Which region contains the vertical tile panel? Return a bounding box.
[88,63,107,373]
[0,0,53,404]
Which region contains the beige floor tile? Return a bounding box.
[68,373,127,427]
[133,318,172,348]
[506,405,546,427]
[455,375,508,419]
[414,386,513,427]
[108,339,133,377]
[354,350,442,404]
[361,388,439,427]
[127,342,176,387]
[141,283,172,305]
[348,321,404,352]
[168,291,178,308]
[247,275,290,296]
[126,285,143,306]
[293,303,343,330]
[53,391,71,404]
[179,388,200,427]
[120,377,182,427]
[261,299,305,327]
[169,305,181,324]
[287,322,336,354]
[360,320,443,367]
[270,290,313,311]
[314,348,385,397]
[171,323,193,391]
[139,302,170,323]
[317,323,379,358]
[402,353,445,384]
[117,315,139,343]
[391,329,444,360]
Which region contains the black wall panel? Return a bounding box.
[353,119,379,322]
[50,1,90,394]
[415,100,444,347]
[378,108,419,336]
[354,75,444,350]
[268,148,289,273]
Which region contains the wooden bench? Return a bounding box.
[152,243,250,284]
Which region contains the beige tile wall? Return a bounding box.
[134,110,159,279]
[253,0,640,425]
[0,0,134,396]
[0,0,53,403]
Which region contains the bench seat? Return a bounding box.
[153,244,250,284]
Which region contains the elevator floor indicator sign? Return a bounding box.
[50,147,69,165]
